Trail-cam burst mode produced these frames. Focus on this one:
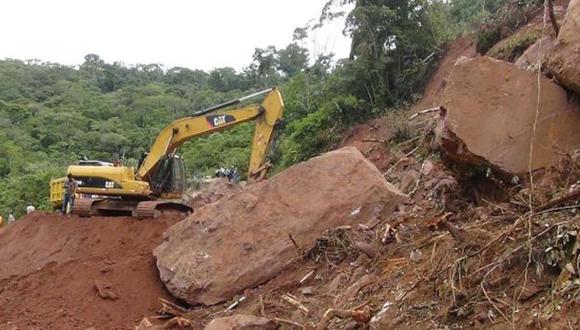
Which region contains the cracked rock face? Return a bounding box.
[548,0,580,95]
[437,56,580,175]
[154,147,406,306]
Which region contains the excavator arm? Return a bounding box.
[136,87,284,182]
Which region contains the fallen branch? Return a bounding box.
[361,138,387,143]
[382,224,395,244]
[315,309,371,330]
[207,296,246,318]
[536,188,580,212]
[474,220,572,275]
[259,295,266,317]
[159,298,189,317]
[408,159,428,196]
[383,144,421,177]
[299,270,315,284]
[166,316,193,328]
[480,281,510,325]
[397,278,422,303]
[392,135,421,150]
[273,317,305,329]
[408,107,441,120]
[260,295,305,329]
[422,51,437,64]
[288,232,302,255]
[224,296,246,313]
[282,293,309,315]
[537,204,580,216]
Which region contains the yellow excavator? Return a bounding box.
[49,88,284,218]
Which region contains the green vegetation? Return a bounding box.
[0,0,536,217]
[474,0,543,54]
[486,27,543,61]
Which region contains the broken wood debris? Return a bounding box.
[408,106,442,120]
[315,308,372,330]
[281,293,309,315]
[299,270,315,284]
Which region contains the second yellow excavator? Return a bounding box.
[49,88,284,218]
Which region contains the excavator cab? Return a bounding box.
[149,154,186,198]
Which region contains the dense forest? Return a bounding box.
[0,0,541,215]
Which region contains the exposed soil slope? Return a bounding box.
[0,212,183,330]
[415,37,476,110]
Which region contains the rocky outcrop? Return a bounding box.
[154,147,406,306]
[437,56,580,175]
[547,0,580,94]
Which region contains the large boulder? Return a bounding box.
[547,0,580,94]
[437,56,580,175]
[154,147,406,305]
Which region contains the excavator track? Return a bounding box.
[71,198,97,217]
[133,201,192,219]
[133,201,162,219]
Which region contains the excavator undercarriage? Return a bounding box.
[72,198,192,219]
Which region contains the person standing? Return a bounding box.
[7,212,15,224]
[62,174,78,214]
[26,202,35,214]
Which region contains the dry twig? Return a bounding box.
[282,294,309,314]
[536,189,580,212]
[273,317,305,329]
[361,138,387,143]
[384,144,421,177]
[315,309,371,330]
[408,107,442,120]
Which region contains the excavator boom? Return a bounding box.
[137,88,283,182]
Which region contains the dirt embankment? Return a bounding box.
[0,212,182,330]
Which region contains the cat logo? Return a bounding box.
[206,114,236,127]
[213,115,226,126]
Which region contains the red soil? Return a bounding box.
[0,212,183,330]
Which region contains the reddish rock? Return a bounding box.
[515,36,554,70]
[154,147,406,305]
[437,56,580,175]
[547,0,580,94]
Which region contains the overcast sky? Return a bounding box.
[0,0,351,71]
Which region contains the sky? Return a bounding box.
[0,0,352,71]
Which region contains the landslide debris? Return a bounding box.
[153,147,407,306]
[185,178,243,210]
[437,56,580,175]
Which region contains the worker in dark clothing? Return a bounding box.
[62,174,78,214]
